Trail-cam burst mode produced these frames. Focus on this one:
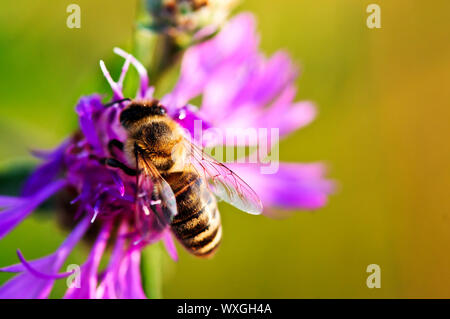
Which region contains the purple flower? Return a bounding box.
[0,13,333,299]
[0,217,89,299]
[165,13,334,210]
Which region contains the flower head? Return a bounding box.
[0,13,334,298]
[146,0,238,40]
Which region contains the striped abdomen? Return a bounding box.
[165,171,222,258]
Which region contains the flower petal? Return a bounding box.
[0,217,90,299]
[76,95,105,155]
[0,179,66,240]
[162,230,178,262]
[0,196,22,208]
[64,222,112,299]
[113,47,149,99]
[227,162,335,212]
[14,250,73,280]
[99,60,123,100]
[95,224,126,299]
[22,140,69,197]
[96,223,146,299]
[165,13,259,108]
[166,13,315,146]
[117,249,146,299]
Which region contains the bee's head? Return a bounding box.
[119,99,167,130]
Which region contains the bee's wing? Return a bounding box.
[182,138,263,215]
[135,150,177,237]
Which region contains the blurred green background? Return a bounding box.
[1,0,449,298]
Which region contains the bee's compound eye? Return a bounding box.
[153,105,166,115]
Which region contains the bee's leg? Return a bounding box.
[108,139,124,155]
[101,158,137,176]
[103,98,131,108]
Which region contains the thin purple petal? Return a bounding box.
[22,140,69,197]
[0,217,90,299]
[76,95,105,155]
[0,179,66,240]
[0,196,22,208]
[15,250,73,280]
[162,230,178,262]
[118,249,146,299]
[113,47,149,99]
[96,223,146,299]
[64,222,112,299]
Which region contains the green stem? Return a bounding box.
[133,0,182,84]
[133,24,166,294]
[141,243,163,299]
[134,29,181,85]
[133,2,175,299]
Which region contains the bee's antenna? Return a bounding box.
[104,98,131,108]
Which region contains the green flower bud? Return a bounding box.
[145,0,239,40]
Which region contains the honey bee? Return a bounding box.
[104,99,263,258]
